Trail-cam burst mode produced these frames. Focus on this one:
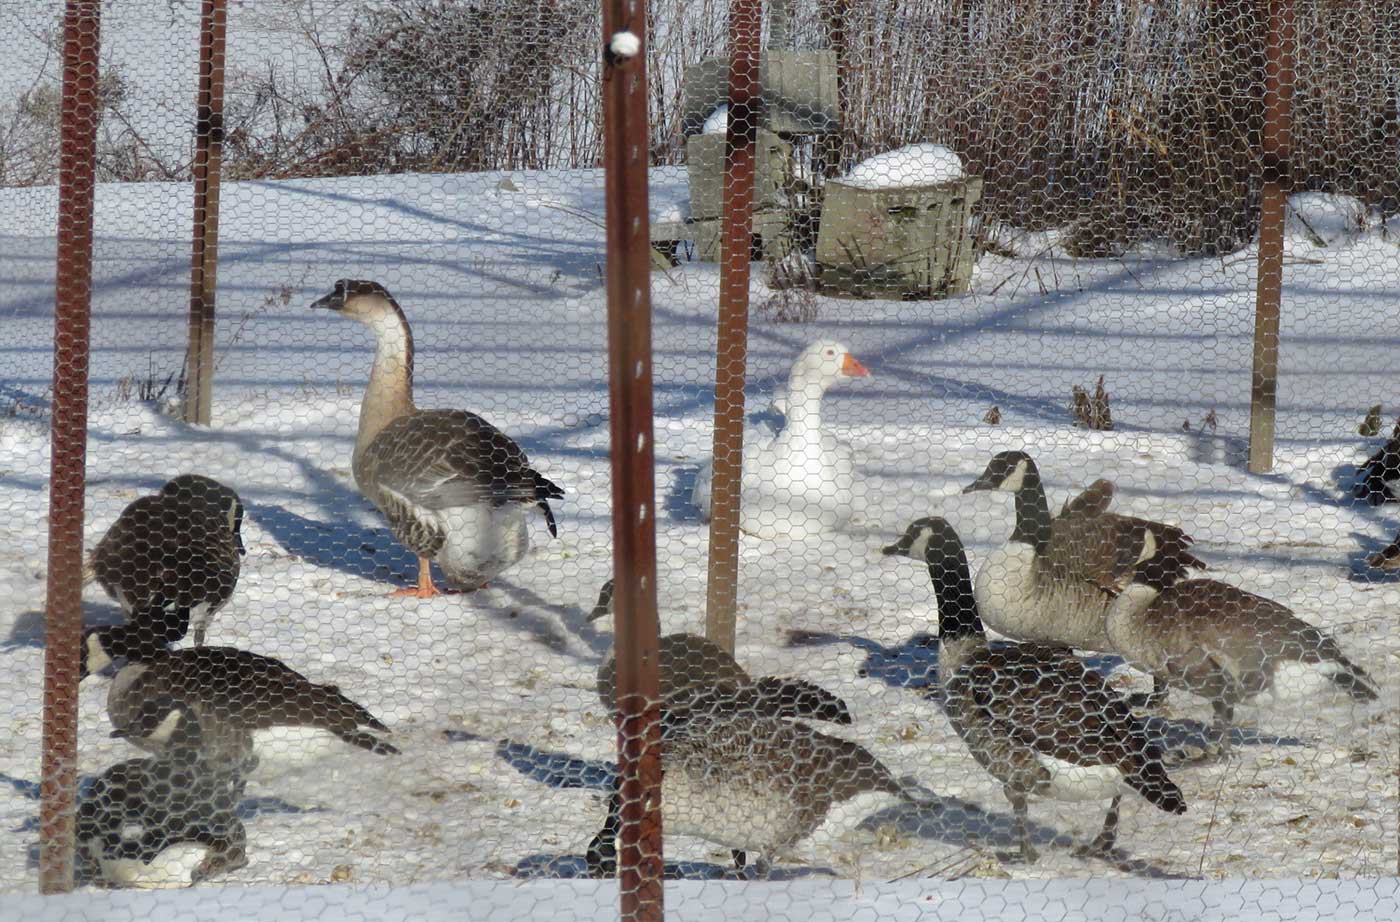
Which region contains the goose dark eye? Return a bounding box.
[824,349,835,357]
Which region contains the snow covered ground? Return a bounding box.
[13,878,1400,922]
[0,166,1397,905]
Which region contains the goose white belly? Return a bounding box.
[93,842,212,889]
[434,502,529,587]
[1032,755,1126,803]
[662,765,796,854]
[1264,660,1347,704]
[973,543,1114,650]
[248,725,351,778]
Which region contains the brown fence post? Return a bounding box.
[600,7,664,922]
[703,0,762,656]
[41,0,103,895]
[182,0,229,425]
[1248,0,1295,474]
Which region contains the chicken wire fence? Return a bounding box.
[2,0,1398,917]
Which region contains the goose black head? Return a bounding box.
[112,696,204,755]
[587,578,615,622]
[963,450,1038,494]
[310,279,399,318]
[886,517,982,641]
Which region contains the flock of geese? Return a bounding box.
[68,279,1384,887]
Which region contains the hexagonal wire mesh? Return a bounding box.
[1,0,1397,917]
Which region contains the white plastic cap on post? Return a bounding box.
[608,31,641,61]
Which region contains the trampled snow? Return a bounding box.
[0,165,1397,906]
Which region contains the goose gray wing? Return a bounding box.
[947,645,1185,812]
[361,410,563,534]
[1050,479,1204,593]
[1043,508,1149,597]
[1059,479,1115,519]
[1141,580,1378,701]
[123,648,398,756]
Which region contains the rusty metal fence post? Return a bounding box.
[600,6,664,922]
[40,0,103,895]
[702,0,762,656]
[1248,0,1295,474]
[182,0,229,425]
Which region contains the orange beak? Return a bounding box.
[841,353,871,378]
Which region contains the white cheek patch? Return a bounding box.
[907,529,932,560]
[146,710,185,746]
[86,634,113,675]
[1000,460,1029,493]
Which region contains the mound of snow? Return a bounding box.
[840,143,965,190]
[703,105,729,135]
[1287,192,1371,246]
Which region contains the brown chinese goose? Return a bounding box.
[311,279,563,596]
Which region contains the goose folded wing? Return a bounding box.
[962,646,1149,768]
[371,411,546,510]
[1059,479,1116,519]
[1045,512,1147,596]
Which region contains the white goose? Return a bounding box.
[312,279,564,596]
[692,340,870,539]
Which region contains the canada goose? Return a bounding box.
[78,705,248,889]
[588,579,851,724]
[1353,428,1400,505]
[884,517,1186,863]
[961,451,1205,652]
[311,279,564,596]
[692,341,870,539]
[585,704,928,879]
[107,647,398,776]
[85,474,245,650]
[1105,578,1379,749]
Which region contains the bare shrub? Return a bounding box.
[1071,375,1113,431]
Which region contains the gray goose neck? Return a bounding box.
[354,303,416,470]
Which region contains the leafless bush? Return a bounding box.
[0,65,168,186]
[225,0,599,179]
[788,0,1399,256]
[1071,375,1113,431]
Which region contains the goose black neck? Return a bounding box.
[926,544,984,644]
[1010,468,1054,552]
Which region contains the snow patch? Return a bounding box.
[840,144,966,189]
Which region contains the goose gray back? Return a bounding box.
[310,279,564,596]
[587,706,922,878]
[588,579,851,724]
[885,516,1186,863]
[1105,578,1379,751]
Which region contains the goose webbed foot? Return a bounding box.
[1002,788,1039,864]
[390,557,463,598]
[1072,796,1120,860]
